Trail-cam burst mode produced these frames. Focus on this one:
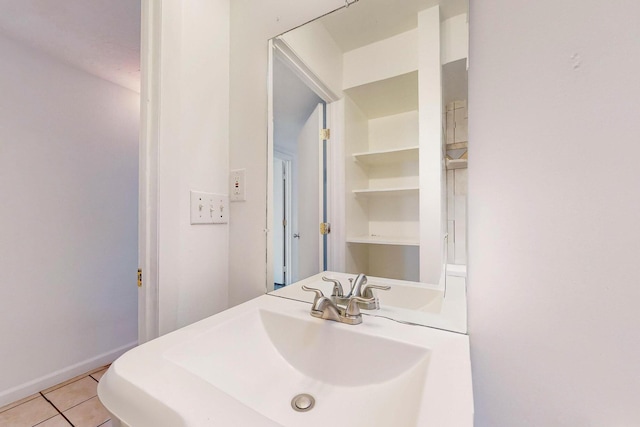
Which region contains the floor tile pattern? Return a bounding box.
[0,366,112,427]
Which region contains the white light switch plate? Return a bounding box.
[190,191,229,224]
[211,194,229,224]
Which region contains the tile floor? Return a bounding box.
[0,366,113,427]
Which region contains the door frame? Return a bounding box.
[273,151,294,286]
[267,38,342,292]
[138,0,161,343]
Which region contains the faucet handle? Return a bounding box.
[357,284,390,310]
[344,296,375,318]
[302,285,332,313]
[360,283,391,299]
[301,285,325,301]
[321,276,344,297]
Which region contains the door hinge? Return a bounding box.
[137,268,142,288]
[320,222,331,235]
[283,219,287,227]
[320,128,330,140]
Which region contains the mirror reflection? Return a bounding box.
[272,57,326,287]
[267,0,468,333]
[270,57,326,288]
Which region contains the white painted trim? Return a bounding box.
[272,38,340,103]
[0,342,137,407]
[139,0,160,343]
[326,100,346,272]
[418,6,444,284]
[317,103,325,272]
[266,40,275,292]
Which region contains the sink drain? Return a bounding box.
[291,393,315,412]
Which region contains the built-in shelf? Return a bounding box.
[446,159,467,170]
[343,71,418,118]
[353,187,419,197]
[353,146,419,165]
[346,236,420,246]
[446,141,468,150]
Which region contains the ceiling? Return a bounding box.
[273,56,323,154]
[0,0,141,92]
[0,0,465,94]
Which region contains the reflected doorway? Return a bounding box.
[273,155,291,288]
[272,52,326,289]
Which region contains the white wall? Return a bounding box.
[441,13,468,65]
[280,20,343,98]
[153,0,230,335]
[342,29,417,90]
[0,33,138,406]
[469,1,640,426]
[342,13,467,89]
[229,0,343,306]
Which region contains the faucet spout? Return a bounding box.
[346,273,368,298]
[313,297,342,321]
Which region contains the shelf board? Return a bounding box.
[353,187,419,197]
[446,158,467,170]
[352,146,419,165]
[446,141,468,150]
[343,71,418,119]
[346,236,420,246]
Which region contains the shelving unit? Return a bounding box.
[443,98,469,265]
[338,9,452,283]
[343,72,421,281]
[445,100,468,171]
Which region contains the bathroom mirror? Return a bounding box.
[266,0,469,332]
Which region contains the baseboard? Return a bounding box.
[0,341,137,408]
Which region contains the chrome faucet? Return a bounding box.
[302,285,373,325]
[342,274,391,310]
[322,276,344,299]
[345,273,368,298]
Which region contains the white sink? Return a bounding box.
[98,295,473,427]
[166,308,430,426]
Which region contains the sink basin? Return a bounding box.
[98,295,472,426]
[165,308,429,426]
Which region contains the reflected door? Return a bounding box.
[273,157,288,286]
[294,103,324,281]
